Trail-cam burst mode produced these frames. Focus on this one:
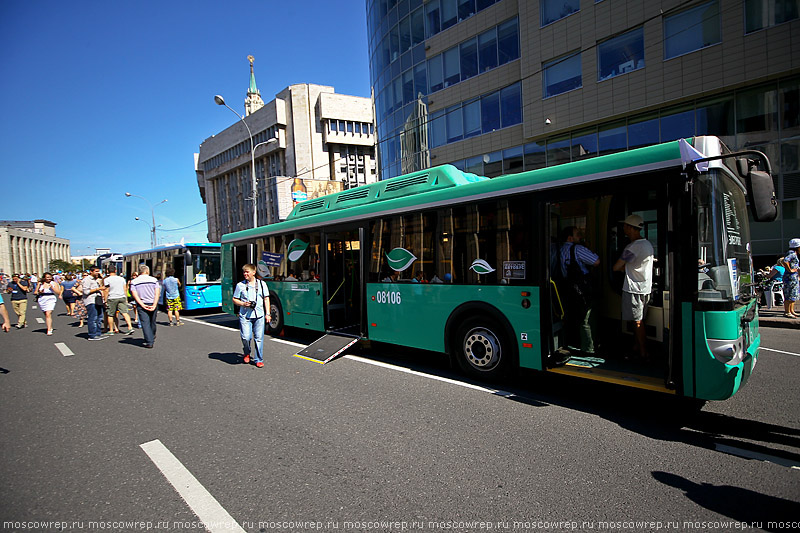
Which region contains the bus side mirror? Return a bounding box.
[745,166,779,223]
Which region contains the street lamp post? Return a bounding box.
[125,193,167,248]
[214,94,276,228]
[134,217,162,245]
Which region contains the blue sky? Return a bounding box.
[0,0,370,255]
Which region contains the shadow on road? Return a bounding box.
[209,352,246,365]
[652,471,799,529]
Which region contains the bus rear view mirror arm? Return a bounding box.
[686,150,778,223]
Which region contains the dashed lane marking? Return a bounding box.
[140,439,245,533]
[36,317,45,324]
[54,343,74,357]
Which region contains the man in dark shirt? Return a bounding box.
[7,274,30,328]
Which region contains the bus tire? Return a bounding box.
[454,316,510,379]
[265,296,284,335]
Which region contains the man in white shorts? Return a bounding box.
[613,214,654,360]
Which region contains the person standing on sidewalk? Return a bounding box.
[163,267,184,327]
[82,267,107,341]
[782,238,800,318]
[103,265,135,335]
[130,264,160,349]
[7,274,30,328]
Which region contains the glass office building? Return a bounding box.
[366,0,800,259]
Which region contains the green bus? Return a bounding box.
[221,136,777,401]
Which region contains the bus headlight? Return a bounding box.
[707,337,746,366]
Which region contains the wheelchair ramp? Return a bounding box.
[294,334,360,364]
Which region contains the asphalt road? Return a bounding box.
[0,296,798,533]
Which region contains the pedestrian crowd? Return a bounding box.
[0,265,185,348]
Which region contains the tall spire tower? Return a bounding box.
[244,55,265,116]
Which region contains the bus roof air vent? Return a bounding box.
[335,187,371,204]
[296,198,326,214]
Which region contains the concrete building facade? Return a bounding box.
[0,220,71,275]
[196,76,378,242]
[366,0,800,259]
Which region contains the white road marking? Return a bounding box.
[54,343,74,357]
[761,347,800,358]
[343,354,515,397]
[181,317,237,331]
[189,318,516,398]
[140,439,245,533]
[31,305,37,310]
[36,317,45,324]
[715,443,800,470]
[270,337,306,348]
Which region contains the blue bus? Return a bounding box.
[123,243,222,310]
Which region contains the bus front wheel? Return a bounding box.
[266,297,284,335]
[454,317,509,379]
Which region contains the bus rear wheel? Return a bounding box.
[454,317,510,379]
[266,298,284,335]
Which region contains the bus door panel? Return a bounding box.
[323,228,363,335]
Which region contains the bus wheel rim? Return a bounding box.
[464,327,501,370]
[269,305,279,328]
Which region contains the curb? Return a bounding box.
[758,309,800,329]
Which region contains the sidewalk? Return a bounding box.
[758,306,800,329]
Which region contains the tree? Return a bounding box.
[48,259,81,273]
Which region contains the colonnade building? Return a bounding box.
[0,220,72,275]
[196,58,379,242]
[366,0,799,259]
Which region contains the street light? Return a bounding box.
[126,192,167,248]
[214,94,277,228]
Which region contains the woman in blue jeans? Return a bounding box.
[232,264,271,368]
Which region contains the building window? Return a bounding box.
[441,0,458,30]
[571,128,598,160]
[628,113,659,149]
[430,109,446,148]
[463,98,481,138]
[597,27,645,81]
[481,91,501,134]
[428,54,444,92]
[426,0,441,37]
[664,0,721,59]
[745,0,800,33]
[497,19,520,65]
[426,18,518,94]
[330,120,337,132]
[543,52,582,98]
[500,83,522,127]
[460,37,478,81]
[443,47,460,87]
[459,0,476,21]
[541,0,579,26]
[478,27,498,72]
[446,104,463,143]
[347,121,354,133]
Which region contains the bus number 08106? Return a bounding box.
[375,291,402,304]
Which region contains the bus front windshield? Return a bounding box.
[695,170,752,306]
[189,253,221,284]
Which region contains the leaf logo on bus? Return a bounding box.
[470,259,495,275]
[385,247,417,271]
[287,239,309,262]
